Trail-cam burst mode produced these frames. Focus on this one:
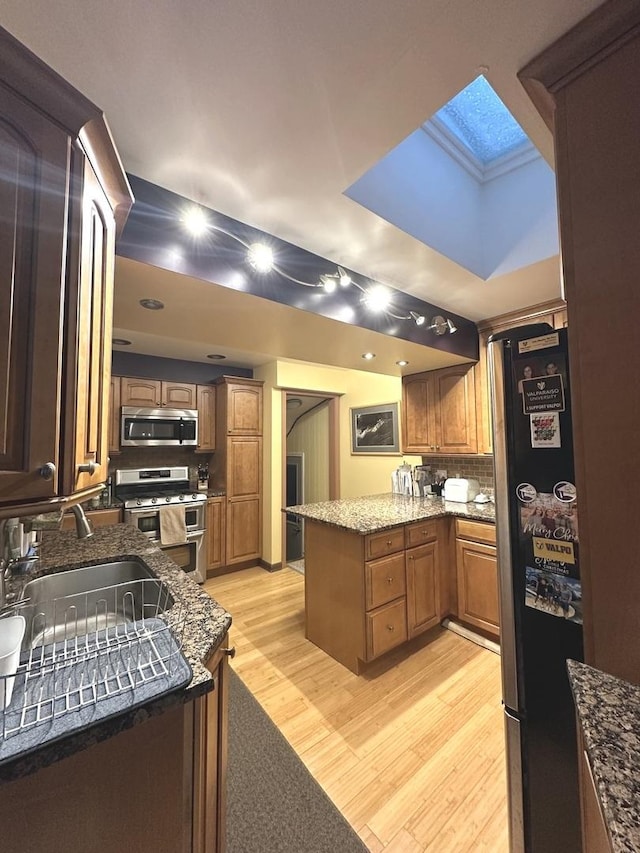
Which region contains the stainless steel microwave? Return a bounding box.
[121,407,198,447]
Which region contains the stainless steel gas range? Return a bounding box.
[115,466,207,584]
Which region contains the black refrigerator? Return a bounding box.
[488,324,584,853]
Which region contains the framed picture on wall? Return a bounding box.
[350,402,401,455]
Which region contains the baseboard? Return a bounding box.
[258,559,283,572]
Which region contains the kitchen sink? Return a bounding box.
[18,559,174,648]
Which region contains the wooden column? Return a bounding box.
[519,0,640,682]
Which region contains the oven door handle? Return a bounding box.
[185,529,205,543]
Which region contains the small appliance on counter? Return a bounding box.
[442,477,480,503]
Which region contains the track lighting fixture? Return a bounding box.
[180,203,457,336]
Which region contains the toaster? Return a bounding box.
[442,477,480,503]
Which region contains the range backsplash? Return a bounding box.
[420,455,495,494]
[109,448,214,489]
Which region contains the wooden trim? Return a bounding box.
[214,375,264,388]
[79,120,134,235]
[206,558,259,578]
[258,558,283,572]
[477,298,567,332]
[518,0,640,130]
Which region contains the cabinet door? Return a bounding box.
[226,383,262,434]
[365,552,406,610]
[192,642,229,853]
[207,498,226,571]
[226,497,261,564]
[65,155,115,492]
[0,87,70,501]
[406,542,441,638]
[365,599,408,660]
[197,385,216,452]
[402,373,436,452]
[456,539,499,638]
[433,364,477,454]
[121,377,162,407]
[227,437,262,499]
[162,382,197,409]
[109,376,121,456]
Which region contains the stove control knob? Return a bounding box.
[179,494,184,501]
[136,499,142,506]
[191,493,197,500]
[151,497,157,504]
[165,496,171,502]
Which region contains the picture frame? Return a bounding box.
[350,402,401,455]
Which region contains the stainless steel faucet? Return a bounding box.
[70,504,94,539]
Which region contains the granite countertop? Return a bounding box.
[567,660,640,852]
[285,493,495,534]
[1,524,231,783]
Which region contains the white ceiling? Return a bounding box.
[2,1,602,367]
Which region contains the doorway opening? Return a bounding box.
[282,390,340,573]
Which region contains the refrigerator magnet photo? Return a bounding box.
[530,412,561,448]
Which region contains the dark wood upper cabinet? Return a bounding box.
[0,25,133,510]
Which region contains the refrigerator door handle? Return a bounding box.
[504,709,526,853]
[489,339,520,712]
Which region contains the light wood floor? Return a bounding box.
[206,567,508,852]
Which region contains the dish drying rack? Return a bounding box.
[0,579,190,751]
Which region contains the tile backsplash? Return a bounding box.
[420,455,495,494]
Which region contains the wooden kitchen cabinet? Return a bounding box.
[476,299,568,454]
[120,377,197,409]
[402,364,477,454]
[0,638,230,853]
[211,378,264,569]
[455,519,499,639]
[306,517,448,674]
[197,384,216,452]
[215,376,263,435]
[0,27,132,509]
[206,496,226,573]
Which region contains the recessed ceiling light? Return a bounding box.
[112,338,132,346]
[362,352,376,360]
[139,298,164,310]
[396,360,409,366]
[206,353,226,360]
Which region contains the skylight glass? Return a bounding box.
[434,75,528,165]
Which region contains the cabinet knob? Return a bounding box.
[436,445,440,451]
[408,555,414,560]
[77,461,98,475]
[386,539,392,546]
[39,462,56,480]
[386,625,395,632]
[224,646,236,659]
[423,530,428,536]
[386,576,393,584]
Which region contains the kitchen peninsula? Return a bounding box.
[288,494,497,674]
[0,525,231,853]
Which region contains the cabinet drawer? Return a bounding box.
[405,519,439,548]
[455,518,496,545]
[366,599,408,660]
[365,552,406,610]
[365,528,405,560]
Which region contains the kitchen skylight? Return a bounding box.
[432,75,528,166]
[344,74,558,281]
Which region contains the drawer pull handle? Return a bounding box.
[386,625,395,632]
[224,647,236,658]
[386,577,393,584]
